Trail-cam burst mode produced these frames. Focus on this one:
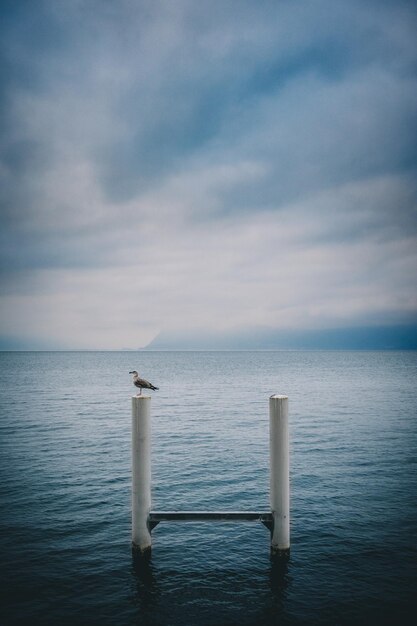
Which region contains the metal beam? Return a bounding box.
[148,511,273,531]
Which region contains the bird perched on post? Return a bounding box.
[129,370,159,395]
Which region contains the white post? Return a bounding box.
[132,396,152,554]
[269,394,290,555]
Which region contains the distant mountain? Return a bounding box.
[144,325,417,350]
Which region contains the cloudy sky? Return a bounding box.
[1,0,416,349]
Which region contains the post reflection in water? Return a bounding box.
[269,553,291,612]
[131,551,160,620]
[131,548,292,626]
[270,553,290,592]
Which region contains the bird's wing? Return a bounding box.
[135,377,152,388]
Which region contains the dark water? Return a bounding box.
[0,351,416,625]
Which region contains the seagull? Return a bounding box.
[129,370,159,395]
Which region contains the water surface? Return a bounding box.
[0,351,416,625]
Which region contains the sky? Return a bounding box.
[1,0,416,349]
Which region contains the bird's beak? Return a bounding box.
[129,371,134,374]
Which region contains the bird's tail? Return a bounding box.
[150,385,159,391]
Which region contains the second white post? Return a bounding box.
[132,395,152,554]
[269,394,290,556]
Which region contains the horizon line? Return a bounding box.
[1,347,417,353]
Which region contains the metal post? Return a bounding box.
[269,394,290,556]
[132,396,152,554]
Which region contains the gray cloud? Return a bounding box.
[0,0,416,348]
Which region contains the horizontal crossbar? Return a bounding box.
[148,511,273,531]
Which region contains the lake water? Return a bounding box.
[0,351,416,625]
